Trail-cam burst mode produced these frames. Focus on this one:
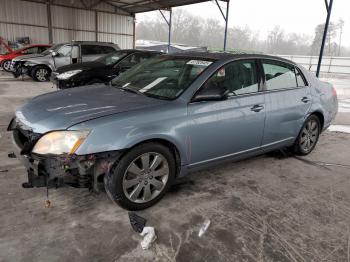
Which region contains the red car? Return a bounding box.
[0,44,51,72]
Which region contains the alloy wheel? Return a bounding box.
[36,69,48,81]
[122,152,169,203]
[300,119,319,152]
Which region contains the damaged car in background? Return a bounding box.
[8,52,338,210]
[11,41,120,82]
[51,49,162,89]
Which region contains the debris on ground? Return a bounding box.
[128,212,147,233]
[128,212,157,249]
[198,219,211,237]
[45,199,51,208]
[140,226,157,250]
[0,169,8,173]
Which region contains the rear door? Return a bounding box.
[188,59,266,166]
[260,59,311,147]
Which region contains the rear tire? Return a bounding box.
[104,143,176,210]
[1,60,12,72]
[32,66,51,82]
[293,115,321,155]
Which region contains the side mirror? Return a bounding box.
[192,84,230,102]
[51,51,58,57]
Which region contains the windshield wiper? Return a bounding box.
[117,86,146,96]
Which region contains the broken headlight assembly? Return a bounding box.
[32,130,90,155]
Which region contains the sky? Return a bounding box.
[136,0,350,48]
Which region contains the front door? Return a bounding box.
[54,44,73,69]
[260,59,312,147]
[188,59,266,166]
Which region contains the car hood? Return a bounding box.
[15,85,167,133]
[56,61,106,74]
[12,53,44,62]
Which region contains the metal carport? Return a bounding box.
[2,0,333,77]
[108,0,333,77]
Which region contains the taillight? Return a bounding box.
[332,86,337,97]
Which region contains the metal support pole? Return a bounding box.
[168,9,172,53]
[95,10,98,41]
[224,1,229,51]
[214,0,230,51]
[316,0,333,77]
[159,9,172,53]
[133,15,136,49]
[46,0,53,44]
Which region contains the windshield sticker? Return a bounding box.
[186,60,213,67]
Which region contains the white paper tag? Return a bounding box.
[186,60,213,66]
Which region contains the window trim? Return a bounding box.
[294,66,309,87]
[190,58,263,103]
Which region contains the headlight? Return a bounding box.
[57,70,82,80]
[32,130,90,155]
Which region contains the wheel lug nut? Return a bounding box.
[144,181,148,185]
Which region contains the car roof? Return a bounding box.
[167,51,297,65]
[69,41,118,46]
[16,44,51,51]
[121,49,163,54]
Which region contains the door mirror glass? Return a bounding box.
[192,83,229,102]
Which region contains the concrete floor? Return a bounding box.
[0,71,350,262]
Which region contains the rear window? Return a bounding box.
[101,46,116,54]
[81,45,105,55]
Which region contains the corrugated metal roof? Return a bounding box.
[25,0,228,14]
[106,0,228,14]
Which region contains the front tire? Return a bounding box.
[1,60,12,72]
[32,66,51,82]
[294,115,321,155]
[104,143,176,210]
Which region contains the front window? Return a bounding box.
[202,59,259,96]
[111,56,213,100]
[57,45,72,57]
[97,51,129,66]
[41,44,64,55]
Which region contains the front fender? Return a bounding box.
[70,105,190,165]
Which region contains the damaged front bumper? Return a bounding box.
[8,118,122,192]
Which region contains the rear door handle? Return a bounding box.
[251,104,264,112]
[301,97,311,103]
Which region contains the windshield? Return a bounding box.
[96,51,129,66]
[41,44,64,55]
[111,56,213,100]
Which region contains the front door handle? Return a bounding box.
[301,97,311,103]
[251,104,264,112]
